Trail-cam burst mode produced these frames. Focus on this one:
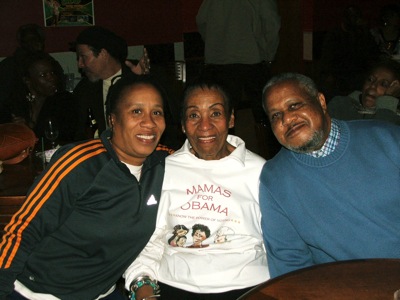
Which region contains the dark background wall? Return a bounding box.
[0,0,202,57]
[0,0,396,72]
[313,0,396,31]
[275,0,396,74]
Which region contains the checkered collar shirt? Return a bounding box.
[308,118,340,158]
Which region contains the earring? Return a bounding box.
[26,92,36,103]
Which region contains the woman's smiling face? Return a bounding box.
[182,87,234,160]
[110,83,165,166]
[361,67,397,108]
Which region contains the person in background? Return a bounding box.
[3,51,78,142]
[328,58,400,125]
[260,73,400,278]
[73,26,150,141]
[196,0,281,159]
[0,23,64,123]
[370,3,400,61]
[124,78,269,300]
[317,5,380,100]
[0,74,172,299]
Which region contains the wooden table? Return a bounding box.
[0,155,44,232]
[238,259,400,300]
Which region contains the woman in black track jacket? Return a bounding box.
[0,75,173,299]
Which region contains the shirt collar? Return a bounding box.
[308,118,340,158]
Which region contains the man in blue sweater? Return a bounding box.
[260,72,400,278]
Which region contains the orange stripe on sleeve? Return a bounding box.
[156,143,175,154]
[2,140,102,235]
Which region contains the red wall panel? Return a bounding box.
[0,0,184,56]
[182,0,203,33]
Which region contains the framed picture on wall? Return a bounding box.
[43,0,95,27]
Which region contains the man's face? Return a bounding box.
[76,44,107,82]
[264,81,330,153]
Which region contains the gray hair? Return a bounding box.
[262,73,319,112]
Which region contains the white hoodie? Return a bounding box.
[124,135,269,293]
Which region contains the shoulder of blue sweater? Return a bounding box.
[261,147,291,168]
[341,118,399,130]
[339,119,400,143]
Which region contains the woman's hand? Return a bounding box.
[385,80,400,98]
[377,80,400,111]
[126,48,150,75]
[134,285,155,300]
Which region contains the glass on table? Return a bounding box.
[64,73,75,93]
[44,117,59,149]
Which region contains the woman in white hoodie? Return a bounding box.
[124,78,269,300]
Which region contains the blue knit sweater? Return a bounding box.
[260,119,400,278]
